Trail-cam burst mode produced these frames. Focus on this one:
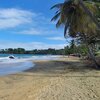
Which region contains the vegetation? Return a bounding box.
[0,48,64,55]
[0,40,93,56]
[51,0,100,68]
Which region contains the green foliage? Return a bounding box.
[0,48,64,55]
[64,43,88,56]
[51,0,100,68]
[51,0,99,38]
[64,39,89,56]
[64,40,76,55]
[0,48,25,54]
[77,44,88,56]
[96,51,100,56]
[51,0,100,56]
[0,45,90,56]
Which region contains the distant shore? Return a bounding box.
[0,57,100,100]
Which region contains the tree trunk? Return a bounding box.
[87,45,100,69]
[82,33,100,69]
[79,0,100,29]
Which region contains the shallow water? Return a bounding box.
[0,61,34,76]
[0,54,59,76]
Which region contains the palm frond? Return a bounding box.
[56,19,62,28]
[50,3,63,10]
[51,12,60,21]
[79,0,100,28]
[51,0,99,40]
[55,10,60,14]
[84,1,97,13]
[64,21,70,38]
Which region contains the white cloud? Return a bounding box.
[0,7,64,36]
[0,8,63,36]
[0,8,34,29]
[17,28,41,35]
[15,28,63,35]
[0,41,66,50]
[47,37,65,41]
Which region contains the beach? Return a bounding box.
[0,57,100,100]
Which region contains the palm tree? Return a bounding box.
[51,0,100,29]
[51,0,100,68]
[79,0,100,29]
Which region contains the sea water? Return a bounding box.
[0,54,59,76]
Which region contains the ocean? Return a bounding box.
[0,54,59,76]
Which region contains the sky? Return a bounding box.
[0,0,70,50]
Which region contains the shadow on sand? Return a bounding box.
[13,60,100,78]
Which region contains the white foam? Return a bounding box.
[0,55,60,76]
[0,55,60,63]
[31,55,60,60]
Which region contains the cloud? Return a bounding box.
[47,37,65,41]
[15,27,63,35]
[0,8,66,50]
[0,8,34,29]
[0,41,66,50]
[16,28,41,35]
[0,8,63,36]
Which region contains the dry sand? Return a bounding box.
[0,57,100,100]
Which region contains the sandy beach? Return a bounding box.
[0,57,100,100]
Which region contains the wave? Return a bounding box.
[0,55,59,63]
[0,55,60,76]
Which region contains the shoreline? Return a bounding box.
[0,57,100,100]
[0,55,63,76]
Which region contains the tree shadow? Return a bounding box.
[13,60,99,78]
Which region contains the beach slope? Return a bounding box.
[0,57,100,100]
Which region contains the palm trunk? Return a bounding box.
[82,33,100,69]
[87,45,100,69]
[79,0,100,29]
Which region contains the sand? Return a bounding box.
[0,57,100,100]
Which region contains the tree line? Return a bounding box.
[0,48,64,55]
[1,40,97,56]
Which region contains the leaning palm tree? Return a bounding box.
[51,0,100,68]
[51,0,100,29]
[51,0,99,36]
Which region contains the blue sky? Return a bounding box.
[0,0,70,50]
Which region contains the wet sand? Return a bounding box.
[0,57,100,100]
